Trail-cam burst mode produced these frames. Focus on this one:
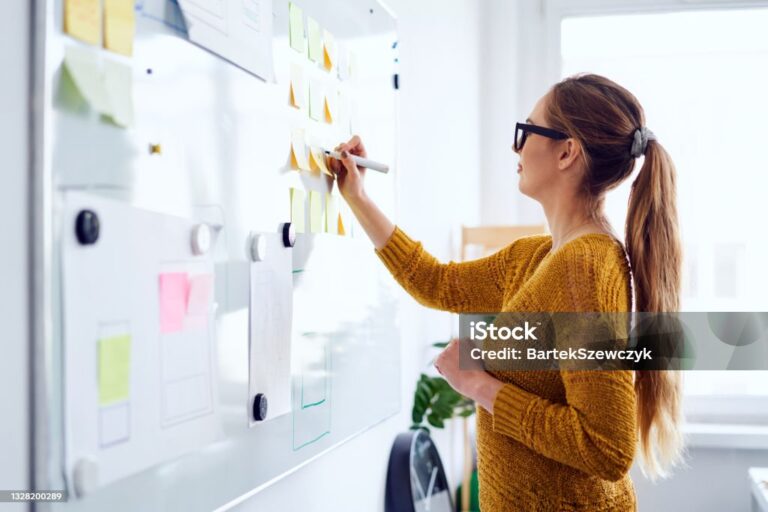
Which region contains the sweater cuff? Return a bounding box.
[492,383,537,442]
[374,226,419,274]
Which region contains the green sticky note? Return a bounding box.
[308,79,322,121]
[309,190,323,233]
[307,17,322,62]
[288,2,305,53]
[290,187,306,233]
[98,334,131,405]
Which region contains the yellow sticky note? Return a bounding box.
[324,86,336,124]
[322,30,335,72]
[290,129,311,171]
[98,334,131,405]
[64,0,101,46]
[308,79,323,121]
[307,17,322,63]
[289,63,305,109]
[325,194,338,234]
[63,45,111,114]
[104,0,134,56]
[288,2,305,53]
[309,147,332,176]
[337,211,346,236]
[103,59,134,127]
[290,188,306,233]
[309,191,323,233]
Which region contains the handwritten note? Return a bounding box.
[64,0,101,45]
[159,272,189,333]
[104,0,135,56]
[309,147,332,176]
[98,334,132,405]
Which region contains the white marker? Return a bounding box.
[323,149,389,174]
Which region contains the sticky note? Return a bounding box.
[289,63,305,109]
[324,86,336,124]
[309,191,323,233]
[64,0,101,46]
[159,272,189,333]
[337,42,350,80]
[187,274,213,316]
[290,187,306,233]
[308,79,323,121]
[104,0,135,56]
[309,147,332,176]
[322,30,335,72]
[63,45,111,114]
[307,17,322,63]
[290,129,311,171]
[288,2,305,53]
[103,59,134,127]
[325,194,338,234]
[98,334,131,405]
[337,211,346,236]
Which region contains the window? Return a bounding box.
[558,7,768,418]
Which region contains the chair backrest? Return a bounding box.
[460,225,548,261]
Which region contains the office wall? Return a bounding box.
[231,0,482,510]
[0,1,31,511]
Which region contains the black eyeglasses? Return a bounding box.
[514,122,569,152]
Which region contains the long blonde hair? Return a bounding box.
[546,73,684,478]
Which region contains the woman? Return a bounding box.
[329,74,684,511]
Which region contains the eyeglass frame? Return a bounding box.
[514,122,569,152]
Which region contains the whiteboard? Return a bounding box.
[40,0,400,508]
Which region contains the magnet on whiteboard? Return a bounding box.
[191,223,212,255]
[252,393,268,421]
[249,234,267,262]
[75,209,100,245]
[73,458,99,497]
[281,222,296,247]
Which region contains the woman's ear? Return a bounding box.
[557,139,583,171]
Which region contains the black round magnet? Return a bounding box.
[281,222,296,248]
[252,393,268,421]
[75,210,100,245]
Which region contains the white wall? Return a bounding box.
[232,1,483,510]
[0,1,31,510]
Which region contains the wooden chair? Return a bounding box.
[456,223,546,511]
[460,224,548,260]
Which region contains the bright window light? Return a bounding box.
[561,9,768,398]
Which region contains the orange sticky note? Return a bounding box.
[64,0,102,45]
[290,129,311,171]
[309,147,332,176]
[289,63,305,109]
[104,0,135,56]
[322,30,335,72]
[337,212,346,236]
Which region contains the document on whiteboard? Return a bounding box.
[177,0,275,82]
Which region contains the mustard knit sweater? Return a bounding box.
[375,227,637,512]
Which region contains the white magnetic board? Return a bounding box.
[39,0,400,508]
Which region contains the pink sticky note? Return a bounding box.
[187,274,213,317]
[159,272,189,333]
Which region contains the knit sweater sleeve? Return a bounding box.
[491,242,637,482]
[374,226,523,313]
